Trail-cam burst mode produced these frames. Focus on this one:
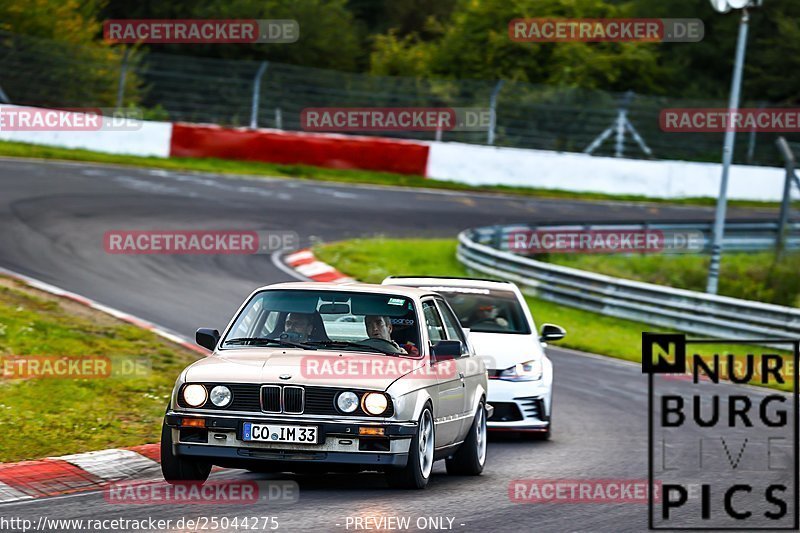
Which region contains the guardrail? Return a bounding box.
[457,220,800,341]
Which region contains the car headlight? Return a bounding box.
[362,392,388,415]
[499,359,543,381]
[209,385,232,407]
[336,391,359,413]
[183,384,208,407]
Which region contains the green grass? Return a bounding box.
[0,277,198,462]
[0,139,788,209]
[544,251,800,307]
[315,238,794,389]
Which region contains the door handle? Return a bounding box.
[459,372,465,386]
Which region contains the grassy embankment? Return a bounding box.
[0,276,198,462]
[545,251,800,307]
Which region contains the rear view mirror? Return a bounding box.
[318,303,350,314]
[196,328,220,351]
[431,340,462,361]
[539,323,566,343]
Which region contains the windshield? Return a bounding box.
[222,289,421,356]
[419,286,531,335]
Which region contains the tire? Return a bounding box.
[445,401,487,475]
[385,405,434,489]
[160,421,212,484]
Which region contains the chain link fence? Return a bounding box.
[0,29,795,165]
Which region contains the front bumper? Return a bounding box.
[165,411,415,468]
[486,376,552,430]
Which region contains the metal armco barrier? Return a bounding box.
[457,220,800,341]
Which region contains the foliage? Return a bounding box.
[0,0,142,107]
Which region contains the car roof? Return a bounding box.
[253,281,436,299]
[382,276,516,290]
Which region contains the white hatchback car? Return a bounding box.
[383,277,564,439]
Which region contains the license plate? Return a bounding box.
[242,423,318,444]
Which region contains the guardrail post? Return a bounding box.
[250,61,269,129]
[492,226,504,251]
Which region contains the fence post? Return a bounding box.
[0,84,10,104]
[115,47,129,110]
[487,80,505,145]
[250,61,269,129]
[746,101,764,164]
[275,107,282,130]
[775,136,796,252]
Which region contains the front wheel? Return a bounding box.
[446,401,487,475]
[160,421,211,484]
[385,406,434,489]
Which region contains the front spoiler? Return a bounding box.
[177,444,409,467]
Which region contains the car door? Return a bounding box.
[422,298,463,447]
[435,296,477,441]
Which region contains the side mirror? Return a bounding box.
[431,340,462,361]
[539,323,566,343]
[196,328,220,351]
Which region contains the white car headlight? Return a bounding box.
[337,391,359,413]
[183,384,208,406]
[499,359,543,381]
[362,392,388,415]
[209,385,232,407]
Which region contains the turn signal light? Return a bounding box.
[359,427,385,436]
[181,418,206,428]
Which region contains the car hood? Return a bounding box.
[184,348,427,391]
[468,332,543,370]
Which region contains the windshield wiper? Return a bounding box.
[307,340,395,355]
[223,337,317,350]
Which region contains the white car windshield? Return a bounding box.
[421,286,531,334]
[222,289,421,356]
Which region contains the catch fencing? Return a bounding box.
[0,29,797,165]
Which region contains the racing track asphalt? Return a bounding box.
[0,157,794,532]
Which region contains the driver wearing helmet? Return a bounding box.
[364,315,419,355]
[471,303,509,329]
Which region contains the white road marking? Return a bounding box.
[0,482,32,503]
[57,449,160,481]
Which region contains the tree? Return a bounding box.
[370,0,664,94]
[0,0,141,107]
[102,0,363,71]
